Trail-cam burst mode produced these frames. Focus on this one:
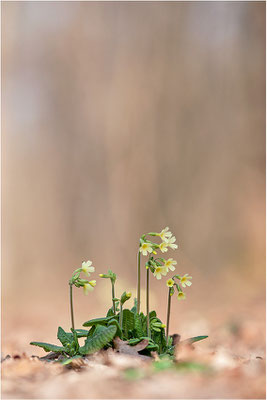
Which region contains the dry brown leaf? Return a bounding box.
[113,337,150,359]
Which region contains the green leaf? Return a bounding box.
[108,318,122,338]
[30,342,65,353]
[75,329,89,338]
[71,329,80,353]
[79,325,117,355]
[131,298,138,314]
[128,338,142,345]
[146,342,159,351]
[87,326,96,337]
[182,335,208,344]
[152,329,166,354]
[106,308,115,317]
[122,309,135,338]
[149,311,157,320]
[83,315,117,327]
[61,355,83,365]
[57,327,72,347]
[134,314,144,338]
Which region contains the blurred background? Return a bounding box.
[2,1,265,354]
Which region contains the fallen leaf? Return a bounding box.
[113,337,150,359]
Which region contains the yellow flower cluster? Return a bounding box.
[165,274,192,300]
[70,260,97,295]
[81,260,96,295]
[139,227,178,257]
[138,227,192,302]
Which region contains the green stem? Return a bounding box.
[111,281,116,314]
[166,287,171,343]
[119,303,123,329]
[146,268,151,338]
[137,249,141,314]
[69,283,75,331]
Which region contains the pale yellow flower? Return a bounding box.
[159,241,169,253]
[165,236,178,250]
[166,278,175,287]
[153,266,167,280]
[159,237,178,253]
[180,274,192,288]
[81,260,95,276]
[139,242,153,256]
[83,283,94,295]
[164,258,177,272]
[158,227,173,241]
[177,292,186,300]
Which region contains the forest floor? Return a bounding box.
[2,307,266,400]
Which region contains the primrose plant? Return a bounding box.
[31,227,207,363]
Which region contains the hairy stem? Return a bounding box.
[146,268,151,338]
[137,249,141,313]
[69,283,75,331]
[166,287,171,343]
[111,281,116,314]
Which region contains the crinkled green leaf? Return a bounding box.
[134,314,144,338]
[79,324,117,355]
[122,309,135,332]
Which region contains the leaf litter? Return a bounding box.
[2,325,265,400]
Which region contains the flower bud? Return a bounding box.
[120,291,132,305]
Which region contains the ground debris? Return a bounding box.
[2,316,266,399]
